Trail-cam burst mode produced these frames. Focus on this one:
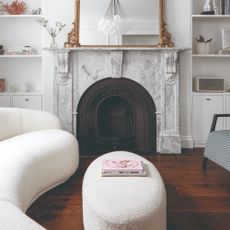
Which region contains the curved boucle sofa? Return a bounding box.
[0,108,79,229]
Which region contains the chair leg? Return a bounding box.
[202,157,208,170]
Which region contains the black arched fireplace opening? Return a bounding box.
[77,77,156,155]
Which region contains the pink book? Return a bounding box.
[102,159,144,173]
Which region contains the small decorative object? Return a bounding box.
[212,0,220,14]
[0,45,4,55]
[10,85,17,92]
[6,46,34,55]
[203,0,212,11]
[201,0,215,14]
[0,1,4,14]
[24,81,31,92]
[217,49,230,54]
[31,7,41,15]
[37,18,66,48]
[22,46,33,55]
[0,79,5,92]
[3,0,26,15]
[195,35,213,54]
[97,0,131,36]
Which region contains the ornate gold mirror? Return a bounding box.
[65,0,173,47]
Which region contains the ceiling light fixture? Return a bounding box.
[97,0,131,36]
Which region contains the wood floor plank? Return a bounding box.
[27,148,230,230]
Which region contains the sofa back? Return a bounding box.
[0,108,62,141]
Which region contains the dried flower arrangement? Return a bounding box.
[3,0,26,15]
[37,18,66,47]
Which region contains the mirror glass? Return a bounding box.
[79,0,159,46]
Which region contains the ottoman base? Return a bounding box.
[83,151,167,230]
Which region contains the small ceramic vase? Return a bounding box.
[196,42,211,54]
[25,81,32,92]
[203,0,212,12]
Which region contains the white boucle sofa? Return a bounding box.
[0,108,79,229]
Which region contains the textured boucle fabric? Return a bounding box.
[0,129,79,211]
[0,107,62,141]
[0,201,45,230]
[83,151,166,230]
[0,108,79,229]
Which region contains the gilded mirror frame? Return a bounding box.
[65,0,174,48]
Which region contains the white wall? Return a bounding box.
[43,0,74,112]
[43,0,192,148]
[165,0,193,148]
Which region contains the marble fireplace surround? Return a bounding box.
[51,47,186,154]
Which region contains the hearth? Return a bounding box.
[77,78,156,155]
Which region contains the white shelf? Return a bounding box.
[0,92,42,95]
[192,54,230,58]
[0,55,42,58]
[0,15,44,19]
[192,14,230,18]
[192,92,230,95]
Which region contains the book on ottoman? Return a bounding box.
[102,159,147,177]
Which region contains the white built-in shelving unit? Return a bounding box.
[192,0,230,147]
[0,0,43,110]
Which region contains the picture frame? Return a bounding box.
[221,28,230,49]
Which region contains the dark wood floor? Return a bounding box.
[27,148,230,230]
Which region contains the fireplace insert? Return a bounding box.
[77,77,156,155]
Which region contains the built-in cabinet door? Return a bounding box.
[12,95,42,110]
[0,95,11,107]
[192,95,224,147]
[225,95,230,129]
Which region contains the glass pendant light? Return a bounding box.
[97,0,131,35]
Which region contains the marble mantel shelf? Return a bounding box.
[44,46,190,52]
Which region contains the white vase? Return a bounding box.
[196,42,211,54]
[203,0,212,12]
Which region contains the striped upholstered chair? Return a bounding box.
[202,114,230,171]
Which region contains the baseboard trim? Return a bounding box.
[181,136,194,149]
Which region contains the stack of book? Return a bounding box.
[221,0,230,14]
[101,159,147,177]
[214,0,230,15]
[5,46,35,55]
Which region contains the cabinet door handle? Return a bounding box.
[206,98,211,101]
[24,98,29,102]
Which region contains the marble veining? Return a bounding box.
[52,48,183,153]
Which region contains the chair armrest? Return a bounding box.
[210,114,230,132]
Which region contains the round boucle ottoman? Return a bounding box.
[82,151,166,230]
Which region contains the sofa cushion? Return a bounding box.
[0,108,62,141]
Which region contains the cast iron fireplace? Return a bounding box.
[77,77,156,155]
